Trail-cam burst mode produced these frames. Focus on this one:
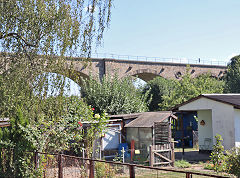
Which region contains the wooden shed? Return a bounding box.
[124,111,177,166]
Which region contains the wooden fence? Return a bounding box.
[149,143,175,167]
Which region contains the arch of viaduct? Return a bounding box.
[65,58,227,84]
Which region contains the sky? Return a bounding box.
[93,0,240,62]
[68,0,240,95]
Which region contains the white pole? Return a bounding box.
[122,147,125,163]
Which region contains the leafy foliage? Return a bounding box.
[95,162,116,178]
[81,75,149,115]
[225,55,240,93]
[210,134,226,173]
[142,77,176,111]
[175,160,191,168]
[225,147,240,177]
[0,0,113,56]
[160,70,225,110]
[0,1,113,176]
[0,96,108,176]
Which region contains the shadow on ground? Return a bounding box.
[175,151,211,163]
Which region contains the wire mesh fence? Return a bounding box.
[0,149,230,178]
[34,152,229,178]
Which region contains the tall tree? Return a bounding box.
[160,72,225,110]
[0,0,113,133]
[142,77,176,111]
[81,75,149,115]
[0,1,113,176]
[0,0,112,56]
[225,55,240,93]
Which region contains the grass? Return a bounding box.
[175,159,191,168]
[115,162,232,178]
[117,169,218,178]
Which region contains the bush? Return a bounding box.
[204,163,214,170]
[95,162,115,178]
[225,147,240,177]
[81,74,149,115]
[175,160,191,168]
[210,134,226,173]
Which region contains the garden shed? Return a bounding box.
[174,94,240,151]
[124,111,177,150]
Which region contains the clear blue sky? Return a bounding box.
[67,0,240,95]
[94,0,240,62]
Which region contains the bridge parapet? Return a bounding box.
[91,53,228,66]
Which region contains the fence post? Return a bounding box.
[186,172,192,178]
[149,145,154,167]
[58,154,63,178]
[34,151,38,169]
[171,142,175,167]
[89,159,94,178]
[129,165,135,178]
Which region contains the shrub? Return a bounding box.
[210,134,226,173]
[225,147,240,177]
[175,160,191,168]
[204,163,214,170]
[95,162,115,178]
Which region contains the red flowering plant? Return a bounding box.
[62,98,108,157]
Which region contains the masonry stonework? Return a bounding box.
[66,58,226,83]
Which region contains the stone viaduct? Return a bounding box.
[65,58,227,84]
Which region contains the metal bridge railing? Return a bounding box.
[91,53,228,66]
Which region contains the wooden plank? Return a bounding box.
[149,145,154,167]
[152,149,171,152]
[154,152,172,163]
[153,162,171,165]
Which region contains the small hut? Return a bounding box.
[124,111,176,165]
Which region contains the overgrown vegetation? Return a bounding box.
[0,0,113,177]
[175,160,191,168]
[204,134,240,177]
[225,147,240,177]
[141,77,176,111]
[225,55,240,93]
[81,75,150,115]
[210,134,226,173]
[142,68,225,111]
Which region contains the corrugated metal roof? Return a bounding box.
[109,113,142,120]
[124,111,174,128]
[174,94,240,110]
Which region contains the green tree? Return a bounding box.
[225,55,240,93]
[0,1,113,176]
[0,0,112,56]
[160,71,225,110]
[81,75,149,115]
[0,96,108,176]
[142,77,176,111]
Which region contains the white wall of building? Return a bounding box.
[179,97,235,150]
[234,109,240,147]
[102,124,121,150]
[197,110,213,150]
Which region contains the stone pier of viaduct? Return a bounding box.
[66,58,227,82]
